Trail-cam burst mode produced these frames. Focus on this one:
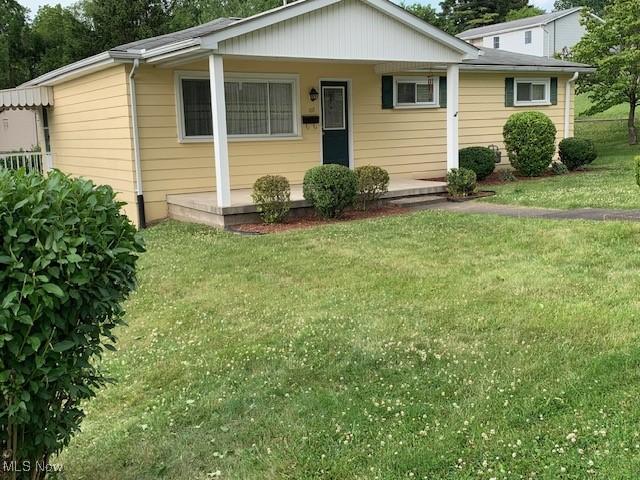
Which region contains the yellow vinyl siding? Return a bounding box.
[49,60,575,225]
[136,60,449,221]
[459,72,572,155]
[49,65,138,224]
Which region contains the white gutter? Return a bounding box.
[564,72,579,138]
[128,58,146,228]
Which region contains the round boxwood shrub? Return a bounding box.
[459,146,496,181]
[558,137,598,170]
[0,169,144,477]
[503,111,557,176]
[303,164,358,218]
[251,175,291,223]
[355,165,389,210]
[447,167,477,197]
[550,161,569,175]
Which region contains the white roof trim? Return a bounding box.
[200,0,478,58]
[458,7,603,40]
[22,52,137,87]
[0,86,54,108]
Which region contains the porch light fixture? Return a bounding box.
[309,87,319,102]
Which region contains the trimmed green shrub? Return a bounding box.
[447,167,477,197]
[303,164,358,218]
[550,161,569,175]
[635,156,640,188]
[459,146,496,181]
[558,137,598,170]
[0,169,144,477]
[355,165,389,210]
[251,175,291,223]
[503,111,557,176]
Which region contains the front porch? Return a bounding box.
[166,178,447,227]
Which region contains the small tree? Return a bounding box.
[0,170,144,479]
[572,0,640,144]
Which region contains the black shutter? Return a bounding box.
[505,77,515,107]
[382,76,394,109]
[550,77,558,105]
[439,76,447,108]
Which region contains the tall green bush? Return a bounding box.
[303,164,358,218]
[636,156,640,188]
[0,169,144,479]
[503,111,557,176]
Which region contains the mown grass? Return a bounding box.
[484,120,640,209]
[575,93,629,120]
[59,214,640,479]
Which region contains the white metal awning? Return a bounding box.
[0,86,54,109]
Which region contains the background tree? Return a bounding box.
[79,0,173,51]
[31,5,94,77]
[505,5,545,21]
[553,0,609,17]
[439,0,528,34]
[573,0,640,144]
[0,0,36,88]
[401,2,444,30]
[170,0,281,30]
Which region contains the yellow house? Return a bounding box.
[1,0,592,228]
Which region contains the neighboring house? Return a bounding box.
[0,109,39,152]
[457,7,603,58]
[0,0,591,227]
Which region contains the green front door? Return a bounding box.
[321,81,349,167]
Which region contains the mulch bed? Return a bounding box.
[228,205,411,234]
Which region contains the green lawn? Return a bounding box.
[60,215,640,479]
[575,93,629,120]
[484,120,640,210]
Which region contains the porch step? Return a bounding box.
[388,195,448,207]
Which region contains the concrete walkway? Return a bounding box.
[423,201,640,222]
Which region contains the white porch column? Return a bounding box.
[209,54,231,208]
[446,64,460,171]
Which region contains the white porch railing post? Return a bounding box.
[446,64,460,171]
[209,54,231,208]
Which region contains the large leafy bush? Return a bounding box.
[558,137,598,170]
[303,164,358,218]
[355,165,389,210]
[0,169,144,478]
[251,175,291,223]
[459,147,496,181]
[503,111,557,176]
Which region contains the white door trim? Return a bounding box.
[319,77,354,169]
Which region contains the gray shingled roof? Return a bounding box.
[111,17,240,52]
[462,47,591,70]
[457,7,582,39]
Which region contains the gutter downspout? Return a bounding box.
[128,58,146,228]
[564,72,579,139]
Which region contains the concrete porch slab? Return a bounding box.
[166,178,447,227]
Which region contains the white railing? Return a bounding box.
[0,152,49,173]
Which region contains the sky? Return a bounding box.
[17,0,556,17]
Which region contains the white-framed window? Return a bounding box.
[393,76,439,108]
[524,30,532,44]
[493,36,500,49]
[514,78,551,106]
[175,72,300,142]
